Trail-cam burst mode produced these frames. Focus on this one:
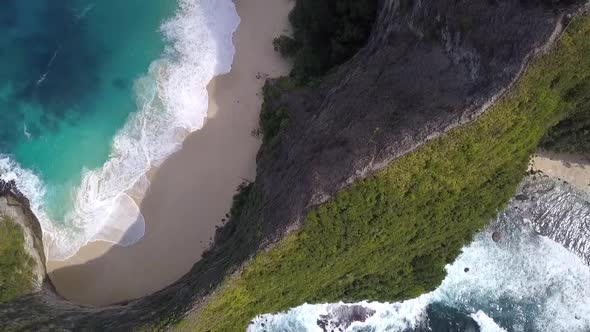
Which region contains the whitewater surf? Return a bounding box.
[0,0,240,260]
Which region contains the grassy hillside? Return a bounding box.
[177,17,590,331]
[0,216,36,303]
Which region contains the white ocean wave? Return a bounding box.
[1,0,240,261]
[470,311,506,332]
[248,219,590,331]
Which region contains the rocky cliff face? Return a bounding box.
[509,173,590,264]
[0,1,586,330]
[0,180,46,293]
[255,0,577,239]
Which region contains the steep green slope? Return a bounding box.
[179,17,590,331]
[0,216,36,303]
[542,104,590,153]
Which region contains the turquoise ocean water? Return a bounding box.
[1,0,174,221]
[0,0,240,259]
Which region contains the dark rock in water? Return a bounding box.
[251,0,583,282]
[464,267,470,273]
[317,305,376,332]
[513,176,590,265]
[492,231,503,242]
[0,179,30,207]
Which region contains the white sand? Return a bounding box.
[46,0,292,306]
[530,150,590,192]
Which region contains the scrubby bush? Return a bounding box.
[259,77,295,146]
[272,36,300,58]
[275,0,378,83]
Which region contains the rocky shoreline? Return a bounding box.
[506,173,590,265]
[0,180,30,207]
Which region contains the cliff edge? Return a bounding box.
[0,180,46,303]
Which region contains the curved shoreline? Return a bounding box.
[46,0,292,306]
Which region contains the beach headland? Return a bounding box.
[46,0,292,306]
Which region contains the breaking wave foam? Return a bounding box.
[248,198,590,331]
[1,0,240,261]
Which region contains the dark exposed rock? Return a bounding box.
[317,305,376,332]
[492,231,503,243]
[507,174,590,265]
[255,0,579,247]
[0,179,30,206]
[0,1,587,330]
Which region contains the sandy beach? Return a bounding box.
[531,150,590,192]
[47,0,292,306]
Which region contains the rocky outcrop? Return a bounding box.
[316,305,376,331]
[0,180,46,291]
[0,1,587,330]
[501,173,590,265]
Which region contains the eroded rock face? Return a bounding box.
[0,1,586,330]
[0,180,46,292]
[504,174,590,265]
[253,0,581,244]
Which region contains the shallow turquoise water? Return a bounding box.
[0,0,175,220]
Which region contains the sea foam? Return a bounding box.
[248,216,590,331]
[1,0,240,261]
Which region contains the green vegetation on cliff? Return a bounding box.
[542,104,590,153]
[177,17,590,331]
[0,216,36,303]
[262,0,378,147]
[259,77,296,147]
[274,0,378,83]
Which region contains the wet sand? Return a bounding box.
[47,0,292,306]
[530,150,590,192]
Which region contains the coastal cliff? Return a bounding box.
[1,0,589,331]
[0,180,46,303]
[253,0,576,244]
